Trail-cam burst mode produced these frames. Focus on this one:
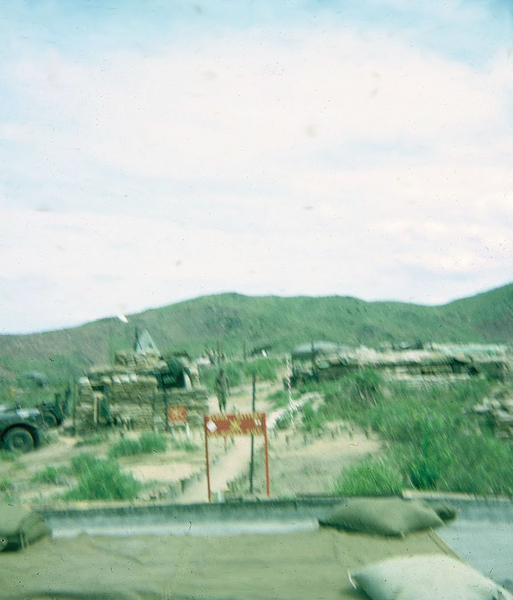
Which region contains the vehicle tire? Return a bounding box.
[3,427,35,453]
[43,412,58,428]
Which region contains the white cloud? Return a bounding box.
[5,29,506,181]
[0,20,512,332]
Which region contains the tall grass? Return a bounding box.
[108,433,167,458]
[32,465,71,485]
[335,458,405,496]
[322,373,513,496]
[63,453,142,501]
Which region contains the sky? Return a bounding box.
[0,0,512,334]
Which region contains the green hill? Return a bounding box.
[0,283,512,389]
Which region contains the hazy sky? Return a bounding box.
[1,0,512,333]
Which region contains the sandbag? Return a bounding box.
[430,501,458,521]
[319,497,443,536]
[349,554,513,600]
[0,503,51,551]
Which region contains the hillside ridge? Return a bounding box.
[0,283,511,386]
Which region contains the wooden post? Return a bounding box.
[163,385,169,432]
[204,416,212,502]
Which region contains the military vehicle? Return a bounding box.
[0,405,45,452]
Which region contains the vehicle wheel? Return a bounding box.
[43,412,58,428]
[3,427,35,453]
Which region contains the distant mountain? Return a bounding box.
[0,283,511,387]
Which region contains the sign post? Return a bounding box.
[204,417,212,501]
[203,412,270,502]
[167,406,188,424]
[262,413,270,497]
[249,373,256,494]
[168,406,188,441]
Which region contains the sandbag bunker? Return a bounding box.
[0,503,51,552]
[0,497,511,600]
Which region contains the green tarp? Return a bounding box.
[0,527,456,600]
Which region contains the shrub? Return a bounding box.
[0,477,13,492]
[334,458,405,496]
[266,389,291,408]
[108,438,142,458]
[274,412,293,430]
[242,358,278,382]
[349,369,383,405]
[199,363,243,391]
[75,433,109,447]
[32,465,71,485]
[300,402,324,432]
[70,453,102,475]
[0,449,21,462]
[109,433,167,458]
[328,377,513,496]
[200,358,279,392]
[64,455,142,501]
[440,432,513,495]
[172,440,200,452]
[139,433,167,453]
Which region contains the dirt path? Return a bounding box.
[177,381,275,502]
[178,385,382,502]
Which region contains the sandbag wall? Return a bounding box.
[474,388,513,440]
[76,373,209,432]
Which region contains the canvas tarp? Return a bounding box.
[0,527,456,600]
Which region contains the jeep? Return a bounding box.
[0,405,45,453]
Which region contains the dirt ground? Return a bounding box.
[0,380,381,504]
[226,423,381,499]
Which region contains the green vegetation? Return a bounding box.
[0,449,21,462]
[0,477,13,492]
[31,465,71,485]
[139,433,167,453]
[171,440,200,452]
[241,358,279,381]
[75,432,109,447]
[199,358,279,391]
[63,453,142,501]
[301,373,513,496]
[300,402,324,432]
[1,283,511,388]
[334,458,404,496]
[266,388,301,409]
[39,431,59,447]
[108,433,167,458]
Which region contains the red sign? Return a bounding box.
[167,406,187,424]
[204,413,265,437]
[203,412,270,501]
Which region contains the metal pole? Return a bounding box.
[286,355,295,429]
[249,373,256,494]
[204,416,212,502]
[263,413,270,497]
